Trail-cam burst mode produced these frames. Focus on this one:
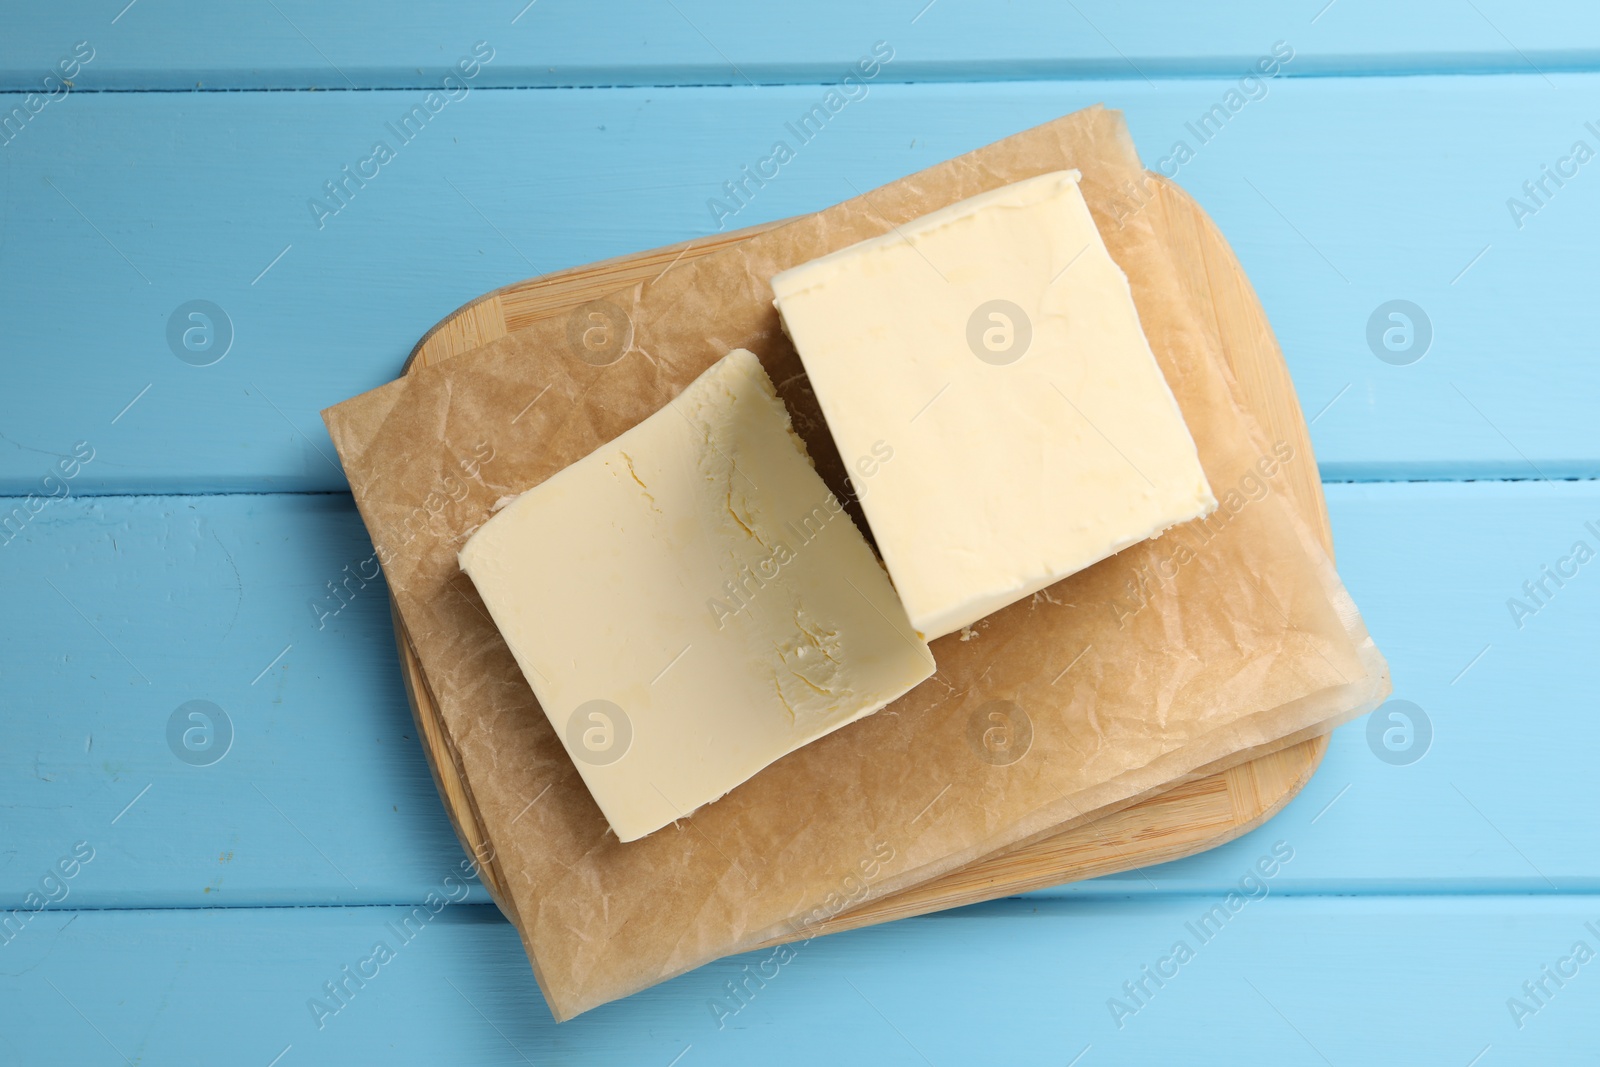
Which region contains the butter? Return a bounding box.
[771,171,1216,639]
[458,349,934,842]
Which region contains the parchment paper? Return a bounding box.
[324,105,1389,1020]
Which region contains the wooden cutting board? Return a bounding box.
[393,174,1331,939]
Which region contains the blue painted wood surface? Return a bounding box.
[4,77,1600,490]
[4,481,1596,909]
[4,1,1600,89]
[4,4,1598,1062]
[5,899,1600,1063]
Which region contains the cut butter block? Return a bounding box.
[458,348,934,843]
[771,170,1217,640]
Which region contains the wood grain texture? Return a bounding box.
[5,1,1600,89]
[0,492,488,908]
[393,173,1334,945]
[6,478,1596,910]
[4,898,1597,1064]
[4,79,1600,492]
[7,478,1596,908]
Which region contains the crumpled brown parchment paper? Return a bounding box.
[324,105,1389,1020]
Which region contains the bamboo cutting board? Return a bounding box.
[393,174,1331,940]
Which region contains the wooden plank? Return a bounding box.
[0,492,487,907]
[3,78,1597,493]
[3,898,1596,1060]
[3,79,1600,492]
[3,479,1596,908]
[5,1,1600,90]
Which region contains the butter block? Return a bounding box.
[771,170,1216,639]
[458,349,934,843]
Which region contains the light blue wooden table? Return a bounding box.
[4,2,1598,1062]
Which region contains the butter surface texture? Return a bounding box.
[458,349,934,842]
[771,171,1217,639]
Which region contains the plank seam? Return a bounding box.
[3,475,1598,504]
[20,889,1600,920]
[4,62,1600,94]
